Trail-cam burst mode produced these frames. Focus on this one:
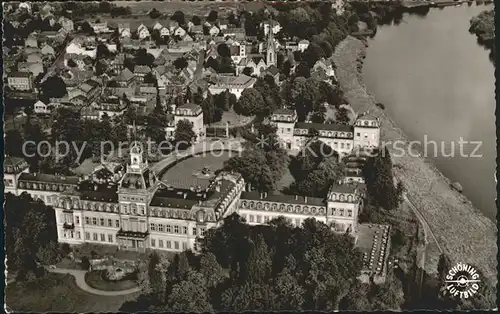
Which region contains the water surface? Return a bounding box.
[362,4,496,220]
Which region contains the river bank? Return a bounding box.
[333,36,497,282]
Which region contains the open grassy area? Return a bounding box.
[113,0,266,15]
[208,109,255,128]
[85,270,139,292]
[6,273,140,312]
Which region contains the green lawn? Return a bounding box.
[208,109,255,128]
[6,273,140,312]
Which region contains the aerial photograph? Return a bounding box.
[2,0,497,312]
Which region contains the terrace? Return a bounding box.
[356,223,391,284]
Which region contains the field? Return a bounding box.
[6,273,140,312]
[113,0,266,15]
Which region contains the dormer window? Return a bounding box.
[364,121,368,126]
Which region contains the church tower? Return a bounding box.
[266,19,276,67]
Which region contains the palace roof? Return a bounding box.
[240,192,324,206]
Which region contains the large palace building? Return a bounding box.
[270,108,380,157]
[3,109,381,253]
[5,152,366,253]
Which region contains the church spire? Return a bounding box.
[266,17,276,67]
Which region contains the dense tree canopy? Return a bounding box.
[40,75,67,101]
[171,11,186,25]
[121,213,369,312]
[174,119,196,150]
[234,88,265,116]
[362,147,403,211]
[5,193,59,280]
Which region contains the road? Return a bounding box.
[40,35,70,84]
[403,194,443,298]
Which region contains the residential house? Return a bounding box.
[137,24,151,40]
[17,62,44,78]
[285,41,299,52]
[298,40,310,52]
[121,39,142,50]
[70,94,90,107]
[60,69,94,87]
[40,44,55,56]
[173,102,205,142]
[186,21,195,32]
[159,27,170,37]
[168,21,179,33]
[18,2,32,13]
[147,48,164,60]
[182,34,194,42]
[68,79,101,102]
[91,22,110,34]
[174,26,187,38]
[209,26,220,36]
[190,25,203,36]
[25,34,38,48]
[188,78,209,99]
[229,40,247,64]
[33,100,51,114]
[58,16,74,32]
[134,66,152,82]
[137,84,158,98]
[80,105,100,120]
[7,72,33,91]
[118,23,132,38]
[332,0,346,15]
[98,95,126,121]
[116,68,135,87]
[179,67,195,82]
[153,22,164,31]
[110,54,125,72]
[312,58,336,78]
[261,65,280,85]
[261,20,282,36]
[208,74,256,99]
[224,27,246,40]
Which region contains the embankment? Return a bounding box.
[334,36,497,282]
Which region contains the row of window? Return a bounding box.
[84,232,114,243]
[151,239,187,250]
[150,223,206,236]
[85,216,120,228]
[355,132,375,139]
[242,214,304,226]
[331,209,353,217]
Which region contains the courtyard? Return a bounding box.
[160,151,235,187]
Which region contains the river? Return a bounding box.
[362,3,496,220]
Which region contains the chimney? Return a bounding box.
[183,192,187,199]
[295,195,298,200]
[304,196,308,203]
[260,192,263,199]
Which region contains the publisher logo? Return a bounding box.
[445,263,481,299]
